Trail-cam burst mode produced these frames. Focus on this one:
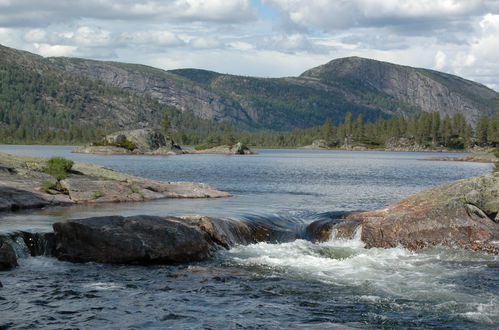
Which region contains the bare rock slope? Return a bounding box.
[0,152,230,212]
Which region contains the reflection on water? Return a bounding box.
[0,145,496,328]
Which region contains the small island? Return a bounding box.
[73,128,256,155]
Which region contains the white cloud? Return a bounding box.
[122,31,185,47]
[434,50,447,70]
[265,0,498,31]
[189,36,222,49]
[33,43,77,57]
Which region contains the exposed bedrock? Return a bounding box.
[312,173,498,254]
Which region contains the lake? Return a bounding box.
[0,146,497,329]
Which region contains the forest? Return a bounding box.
[0,59,497,149]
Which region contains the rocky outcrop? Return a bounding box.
[73,128,183,155]
[187,142,256,155]
[420,151,499,163]
[52,215,298,265]
[300,139,329,150]
[0,152,230,212]
[345,173,499,253]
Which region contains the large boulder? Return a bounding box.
[52,215,298,265]
[106,128,183,154]
[348,173,499,253]
[53,216,214,264]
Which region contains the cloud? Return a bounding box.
[265,0,499,32]
[0,0,256,27]
[189,36,222,49]
[122,31,185,47]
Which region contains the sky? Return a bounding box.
[0,0,498,91]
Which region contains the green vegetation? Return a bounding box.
[40,179,67,194]
[41,180,57,194]
[178,111,497,151]
[130,185,139,194]
[93,191,105,199]
[92,136,137,151]
[45,157,74,180]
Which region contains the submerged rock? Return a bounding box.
[0,239,17,271]
[347,173,499,253]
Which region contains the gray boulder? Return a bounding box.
[106,128,183,154]
[53,215,213,264]
[52,215,298,265]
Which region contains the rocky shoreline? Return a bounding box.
[419,151,499,163]
[0,152,230,213]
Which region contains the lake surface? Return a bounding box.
[0,146,497,329]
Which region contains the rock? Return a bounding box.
[71,145,132,155]
[52,215,298,265]
[301,139,329,149]
[189,142,256,155]
[73,128,183,155]
[0,239,17,271]
[419,151,499,163]
[106,128,183,154]
[0,152,230,212]
[305,218,362,242]
[53,216,214,264]
[0,186,52,211]
[348,173,499,253]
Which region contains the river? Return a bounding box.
[0,146,497,329]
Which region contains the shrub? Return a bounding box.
[116,138,137,151]
[45,157,74,180]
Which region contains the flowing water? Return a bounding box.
[0,146,497,329]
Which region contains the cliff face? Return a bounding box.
[48,58,253,125]
[300,57,497,125]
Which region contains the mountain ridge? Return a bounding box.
[1,44,496,135]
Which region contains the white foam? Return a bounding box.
[224,237,499,323]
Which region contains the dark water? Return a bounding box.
[0,146,497,329]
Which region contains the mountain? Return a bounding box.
[49,54,496,129]
[0,43,497,138]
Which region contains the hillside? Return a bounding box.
[49,52,497,130]
[0,44,223,143]
[0,44,496,140]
